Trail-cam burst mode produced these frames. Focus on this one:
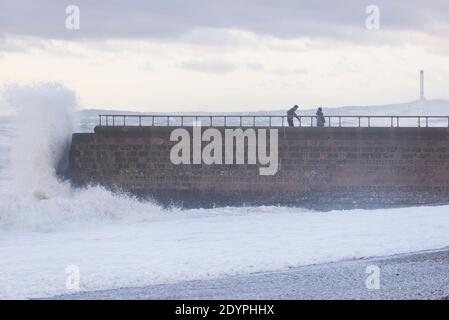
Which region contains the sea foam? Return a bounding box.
[0,83,167,231]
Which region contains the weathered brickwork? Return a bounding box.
[68,126,449,209]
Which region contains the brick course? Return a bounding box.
[68,126,449,209]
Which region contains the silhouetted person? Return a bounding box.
[316,107,326,127]
[287,105,300,127]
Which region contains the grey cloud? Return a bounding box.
[269,67,308,76]
[142,62,155,71]
[246,63,264,71]
[1,0,448,42]
[179,59,237,74]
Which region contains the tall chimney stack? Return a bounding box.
[420,70,425,100]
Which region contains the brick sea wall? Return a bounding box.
[68,126,449,209]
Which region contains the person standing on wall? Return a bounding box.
[316,107,326,127]
[287,105,300,127]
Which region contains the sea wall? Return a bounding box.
[68,126,449,209]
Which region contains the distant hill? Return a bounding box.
[316,99,449,116]
[2,100,446,132]
[78,99,449,117]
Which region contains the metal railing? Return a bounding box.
[98,114,449,128]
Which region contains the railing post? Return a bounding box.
[328,116,331,127]
[339,116,341,127]
[139,116,141,127]
[368,117,371,128]
[210,116,212,127]
[253,116,256,127]
[225,116,227,127]
[418,116,421,127]
[426,117,429,128]
[269,116,272,127]
[358,117,361,127]
[240,116,243,127]
[397,117,399,127]
[152,116,154,126]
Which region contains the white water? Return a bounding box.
[1,83,449,299]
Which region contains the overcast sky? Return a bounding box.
[1,0,448,112]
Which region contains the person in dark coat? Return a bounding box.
[287,105,300,127]
[316,107,326,127]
